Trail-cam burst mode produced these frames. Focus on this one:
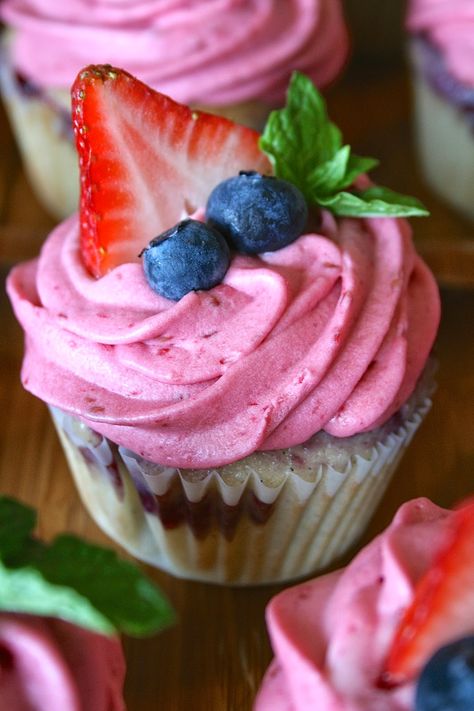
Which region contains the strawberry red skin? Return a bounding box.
[71,65,270,278]
[383,500,474,686]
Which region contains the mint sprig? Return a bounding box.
[259,72,428,218]
[0,497,175,637]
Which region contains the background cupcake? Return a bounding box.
[7,67,439,586]
[0,496,174,710]
[255,497,474,710]
[406,0,474,222]
[0,0,349,220]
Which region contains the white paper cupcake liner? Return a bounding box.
[49,386,432,585]
[409,39,474,221]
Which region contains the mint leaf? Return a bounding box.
[308,151,379,196]
[32,535,176,637]
[259,71,428,219]
[259,72,342,196]
[318,187,429,217]
[307,146,351,195]
[340,155,379,190]
[0,497,175,637]
[0,498,36,559]
[0,561,114,633]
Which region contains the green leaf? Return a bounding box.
[0,498,36,560]
[0,496,175,637]
[339,155,380,190]
[259,72,342,197]
[259,71,428,219]
[307,146,351,195]
[32,535,176,637]
[317,186,430,217]
[0,561,114,634]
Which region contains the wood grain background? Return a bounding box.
[1,34,473,711]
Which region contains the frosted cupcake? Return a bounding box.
[0,0,349,220]
[7,67,439,585]
[0,496,174,710]
[255,497,474,710]
[407,1,474,221]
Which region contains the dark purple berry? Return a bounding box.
[415,636,474,711]
[141,219,230,301]
[205,171,308,254]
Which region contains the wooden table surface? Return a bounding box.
[1,58,473,710]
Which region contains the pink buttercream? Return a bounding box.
[407,0,474,87]
[255,498,456,711]
[0,614,125,711]
[1,0,349,103]
[7,211,440,469]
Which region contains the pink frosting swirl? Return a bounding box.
[7,212,439,469]
[0,614,125,711]
[1,0,349,103]
[255,498,455,711]
[407,0,474,87]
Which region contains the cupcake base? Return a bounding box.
[409,39,474,222]
[49,377,433,585]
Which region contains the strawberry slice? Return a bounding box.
[383,499,474,686]
[71,65,270,277]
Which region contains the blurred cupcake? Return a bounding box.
[0,496,174,710]
[255,497,474,710]
[7,67,439,586]
[0,615,126,711]
[0,0,349,220]
[407,1,474,221]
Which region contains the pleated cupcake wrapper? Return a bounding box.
[50,398,431,585]
[119,399,428,506]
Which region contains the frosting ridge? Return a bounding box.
[7,212,440,468]
[255,498,454,711]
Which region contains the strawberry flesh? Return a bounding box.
[382,500,474,686]
[71,65,270,278]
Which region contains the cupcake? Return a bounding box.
[0,0,349,220]
[0,496,174,710]
[255,497,474,710]
[406,1,474,221]
[7,66,439,586]
[0,614,126,710]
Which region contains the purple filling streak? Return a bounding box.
[414,34,474,131]
[76,444,124,499]
[62,412,275,541]
[14,72,74,140]
[15,73,41,99]
[117,446,275,540]
[152,481,273,541]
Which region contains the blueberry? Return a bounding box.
[205,171,308,254]
[416,636,474,711]
[141,219,230,301]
